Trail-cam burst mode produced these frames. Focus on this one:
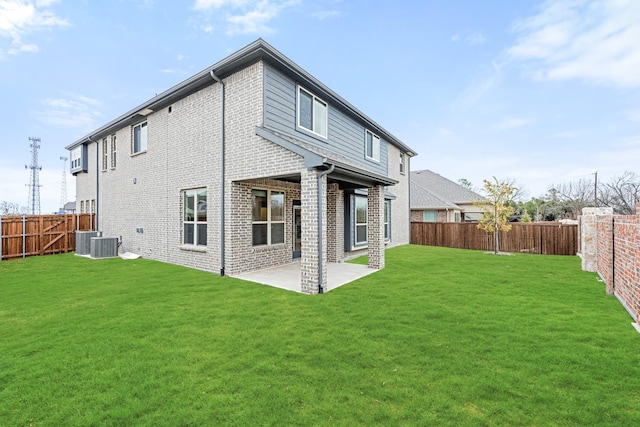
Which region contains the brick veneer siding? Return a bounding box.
[582,204,640,322]
[327,183,344,263]
[387,144,410,246]
[226,179,301,275]
[367,185,385,269]
[300,168,327,294]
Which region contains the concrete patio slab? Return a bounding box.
[232,261,378,293]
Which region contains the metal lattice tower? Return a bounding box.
[60,156,68,212]
[25,137,43,215]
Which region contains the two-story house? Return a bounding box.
[66,39,416,294]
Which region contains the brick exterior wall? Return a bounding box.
[582,204,640,322]
[367,185,385,269]
[327,183,344,263]
[71,57,412,293]
[300,168,326,294]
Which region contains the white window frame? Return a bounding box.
[355,196,368,245]
[384,200,391,241]
[110,134,117,169]
[71,146,82,170]
[101,138,108,171]
[252,189,285,246]
[365,130,380,162]
[132,121,148,154]
[183,188,207,247]
[297,86,328,139]
[399,152,406,174]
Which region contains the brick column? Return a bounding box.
[300,169,327,294]
[327,183,344,263]
[367,185,385,269]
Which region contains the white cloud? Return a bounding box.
[35,94,103,130]
[0,0,68,58]
[453,60,504,110]
[467,32,487,46]
[508,0,640,88]
[494,117,535,130]
[624,108,640,122]
[193,0,299,35]
[311,9,340,20]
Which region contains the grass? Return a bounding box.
[1,245,639,426]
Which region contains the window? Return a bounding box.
[80,200,84,213]
[183,189,207,246]
[102,138,108,171]
[399,152,406,174]
[110,134,117,169]
[132,122,147,154]
[90,199,95,214]
[355,196,367,245]
[70,145,87,174]
[423,210,436,222]
[365,130,380,162]
[297,86,328,138]
[384,200,391,241]
[71,147,81,170]
[252,189,285,246]
[455,212,461,222]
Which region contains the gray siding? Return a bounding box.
[264,64,388,176]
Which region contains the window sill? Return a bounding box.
[180,245,207,253]
[131,150,147,157]
[365,156,380,163]
[251,243,286,252]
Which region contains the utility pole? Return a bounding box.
[60,156,68,212]
[25,137,43,215]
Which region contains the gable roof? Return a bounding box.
[410,169,485,210]
[66,39,416,158]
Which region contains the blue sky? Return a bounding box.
[1,0,639,213]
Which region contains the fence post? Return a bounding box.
[0,216,3,262]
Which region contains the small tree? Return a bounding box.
[474,177,516,254]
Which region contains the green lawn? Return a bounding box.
[1,245,639,426]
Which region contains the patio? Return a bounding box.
[232,261,378,293]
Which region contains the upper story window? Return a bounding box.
[365,130,380,162]
[399,152,406,174]
[132,121,147,154]
[110,134,117,169]
[70,144,87,174]
[297,86,327,138]
[102,138,108,171]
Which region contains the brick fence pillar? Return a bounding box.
[579,207,613,272]
[367,185,385,269]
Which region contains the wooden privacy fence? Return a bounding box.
[411,222,578,255]
[0,214,96,261]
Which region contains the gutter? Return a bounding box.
[210,70,226,276]
[316,164,335,294]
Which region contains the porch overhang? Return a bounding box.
[256,126,398,189]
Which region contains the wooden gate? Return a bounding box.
[0,214,95,261]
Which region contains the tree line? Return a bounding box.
[463,170,639,223]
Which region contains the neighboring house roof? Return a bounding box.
[66,39,417,158]
[63,201,76,211]
[411,170,485,210]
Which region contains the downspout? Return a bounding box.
[316,164,335,294]
[88,136,99,231]
[210,70,226,276]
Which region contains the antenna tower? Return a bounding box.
[25,137,43,215]
[60,156,68,212]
